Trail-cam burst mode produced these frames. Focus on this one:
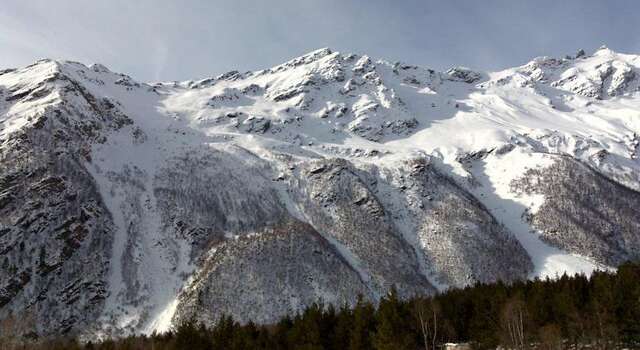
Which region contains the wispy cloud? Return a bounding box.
[151,39,169,82]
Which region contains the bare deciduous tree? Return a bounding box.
[500,296,527,350]
[538,323,562,350]
[414,298,440,350]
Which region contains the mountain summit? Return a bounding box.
[1,47,639,338]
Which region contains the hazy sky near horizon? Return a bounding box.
[1,0,639,81]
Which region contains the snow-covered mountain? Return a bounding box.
[1,46,640,338]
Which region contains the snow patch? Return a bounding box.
[468,149,607,279]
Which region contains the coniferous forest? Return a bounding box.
[2,262,639,350]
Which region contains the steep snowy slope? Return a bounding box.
[1,46,639,338]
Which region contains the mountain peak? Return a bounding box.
[303,47,334,57]
[489,44,640,98]
[594,45,615,56]
[271,47,338,70]
[89,62,113,74]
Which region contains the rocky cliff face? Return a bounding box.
[0,61,129,335]
[1,47,640,338]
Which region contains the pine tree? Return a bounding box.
[287,303,324,350]
[212,314,237,349]
[273,315,293,350]
[586,271,617,347]
[349,295,375,350]
[372,287,417,350]
[615,262,640,344]
[331,304,353,350]
[173,320,210,350]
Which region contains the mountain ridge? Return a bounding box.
[1,46,639,339]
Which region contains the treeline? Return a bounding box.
[3,262,640,350]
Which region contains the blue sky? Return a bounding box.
[1,0,639,81]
